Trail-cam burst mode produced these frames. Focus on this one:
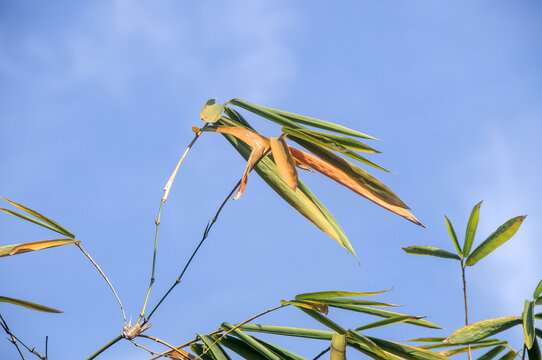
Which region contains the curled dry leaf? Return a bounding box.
[270,136,298,190]
[0,238,80,258]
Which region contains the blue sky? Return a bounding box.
[1,1,541,359]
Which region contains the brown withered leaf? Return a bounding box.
[0,238,80,258]
[270,136,298,190]
[289,147,423,226]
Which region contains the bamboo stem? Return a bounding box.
[76,243,127,324]
[460,259,472,360]
[0,313,27,360]
[86,334,123,360]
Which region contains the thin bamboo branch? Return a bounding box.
[313,346,330,360]
[139,126,207,322]
[0,313,26,360]
[86,334,123,360]
[130,339,166,356]
[460,259,472,360]
[45,336,48,360]
[76,243,127,324]
[0,313,44,359]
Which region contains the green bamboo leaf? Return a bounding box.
[296,307,346,334]
[368,336,449,360]
[498,350,519,360]
[199,334,231,360]
[289,128,380,153]
[310,297,398,307]
[476,346,506,360]
[421,340,506,350]
[330,333,347,360]
[239,324,333,340]
[0,238,80,258]
[229,98,377,139]
[356,315,423,331]
[191,343,215,360]
[536,298,542,306]
[347,330,394,360]
[439,344,507,356]
[326,304,442,329]
[0,296,62,313]
[445,216,462,256]
[221,323,280,360]
[253,337,309,360]
[533,280,542,300]
[0,208,65,236]
[201,98,225,124]
[466,216,527,266]
[221,125,356,258]
[525,300,536,349]
[527,338,541,360]
[464,201,483,257]
[281,300,329,315]
[218,335,267,360]
[407,338,447,343]
[296,290,389,300]
[402,246,461,260]
[537,329,542,339]
[536,313,542,320]
[445,317,522,344]
[2,197,74,238]
[283,127,389,172]
[223,107,252,128]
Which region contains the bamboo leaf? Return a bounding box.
[537,328,542,339]
[0,208,66,235]
[281,300,329,315]
[476,346,506,360]
[524,300,536,349]
[527,338,541,360]
[223,107,252,128]
[221,323,280,360]
[445,216,462,256]
[296,307,346,334]
[296,290,390,300]
[190,343,215,360]
[0,296,62,313]
[252,337,309,360]
[288,145,423,226]
[368,336,449,360]
[466,216,526,266]
[445,317,522,344]
[270,136,298,190]
[536,313,542,320]
[347,330,393,360]
[217,335,267,360]
[533,280,542,300]
[421,340,506,350]
[308,297,398,307]
[201,99,224,124]
[402,246,461,260]
[407,338,447,343]
[239,324,334,340]
[326,304,442,329]
[289,128,380,153]
[229,98,377,139]
[356,315,423,331]
[536,298,542,306]
[0,239,80,257]
[497,350,519,360]
[330,333,347,360]
[199,334,231,360]
[439,344,503,357]
[464,201,483,257]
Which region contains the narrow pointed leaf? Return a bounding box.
[464,201,483,257]
[229,98,377,139]
[527,338,541,360]
[330,333,347,360]
[199,334,231,360]
[1,208,66,235]
[347,330,393,360]
[0,296,62,313]
[223,107,252,128]
[536,313,542,320]
[497,350,519,360]
[402,246,461,260]
[421,340,506,350]
[367,336,449,360]
[445,216,462,256]
[356,315,423,331]
[466,216,526,266]
[0,239,79,257]
[290,128,380,153]
[439,344,504,357]
[270,136,298,190]
[326,304,441,329]
[296,290,390,300]
[217,335,267,360]
[288,145,423,226]
[190,343,215,360]
[239,324,334,340]
[445,317,522,344]
[407,338,447,343]
[296,307,346,334]
[281,300,329,315]
[524,300,536,349]
[533,280,542,300]
[221,323,280,360]
[536,298,542,306]
[201,99,224,124]
[2,197,74,237]
[253,337,309,360]
[476,346,506,360]
[537,329,542,338]
[307,297,398,307]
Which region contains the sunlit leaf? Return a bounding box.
[229,98,377,139]
[466,216,526,266]
[199,334,231,360]
[296,307,346,334]
[498,350,519,360]
[288,128,380,153]
[288,145,423,226]
[347,330,394,360]
[218,335,266,360]
[445,317,522,344]
[330,333,347,360]
[0,208,64,235]
[239,324,334,340]
[221,323,280,360]
[0,296,62,313]
[476,345,506,360]
[537,298,542,306]
[439,344,503,357]
[463,201,483,257]
[1,197,74,238]
[201,99,224,124]
[402,246,461,260]
[445,216,462,256]
[190,343,214,360]
[252,336,309,360]
[0,239,79,257]
[524,300,536,349]
[281,300,328,315]
[420,340,506,350]
[407,338,447,343]
[356,315,423,331]
[164,348,195,360]
[296,290,390,300]
[368,336,449,360]
[533,280,542,300]
[270,136,298,190]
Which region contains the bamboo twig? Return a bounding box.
[76,243,127,325]
[0,313,26,360]
[0,313,44,359]
[130,339,166,356]
[139,126,207,322]
[460,259,472,360]
[313,346,330,360]
[86,334,123,360]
